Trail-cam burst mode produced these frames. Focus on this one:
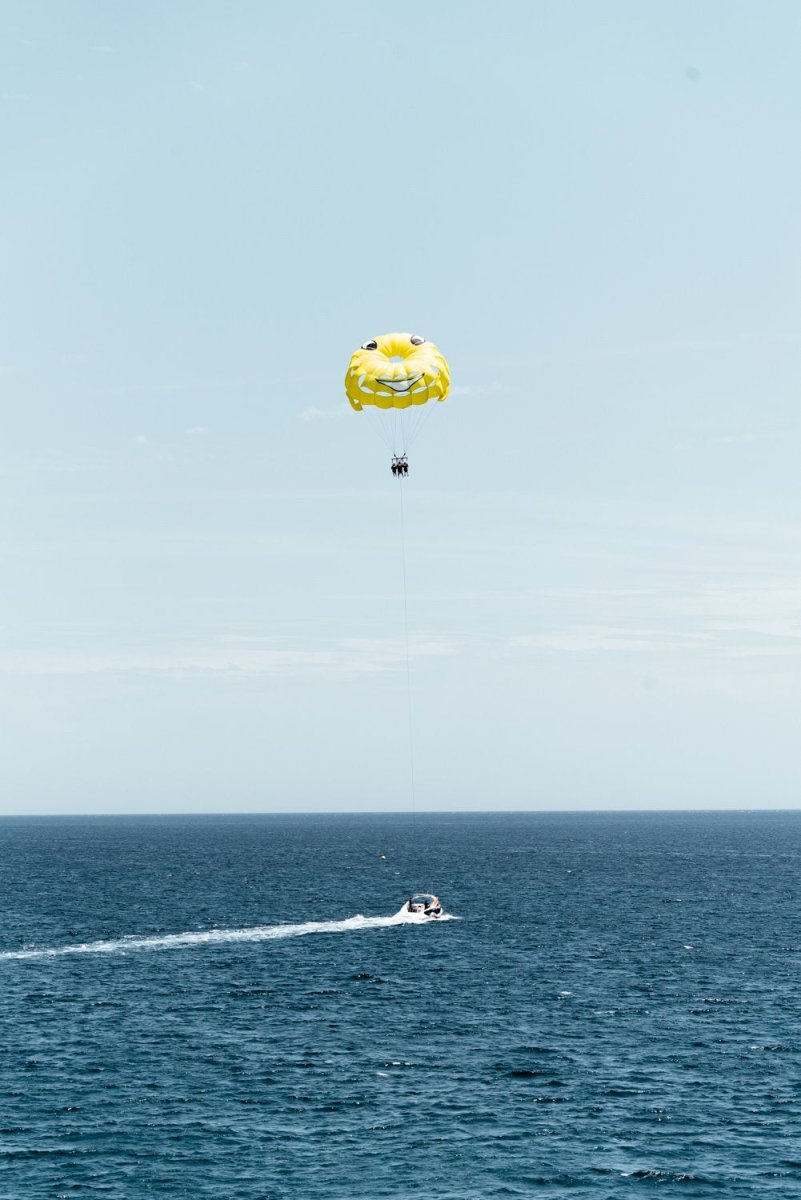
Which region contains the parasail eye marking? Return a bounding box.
[410,335,426,346]
[361,339,378,351]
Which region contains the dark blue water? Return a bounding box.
[2,813,800,1198]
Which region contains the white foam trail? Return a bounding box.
[0,906,456,961]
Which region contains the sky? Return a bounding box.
[1,1,800,814]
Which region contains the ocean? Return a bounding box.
[1,812,799,1198]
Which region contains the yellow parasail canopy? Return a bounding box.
[344,332,450,412]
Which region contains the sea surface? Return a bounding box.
[1,812,800,1199]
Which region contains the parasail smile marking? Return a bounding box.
[375,373,424,392]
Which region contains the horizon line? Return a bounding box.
[1,807,799,819]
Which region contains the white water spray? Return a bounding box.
[0,905,456,961]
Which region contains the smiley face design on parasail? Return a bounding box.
[344,332,450,411]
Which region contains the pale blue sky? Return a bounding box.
[2,1,800,813]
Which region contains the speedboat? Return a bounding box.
[405,893,443,918]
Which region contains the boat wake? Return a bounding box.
[0,905,456,961]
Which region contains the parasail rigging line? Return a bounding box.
[344,333,450,821]
[398,469,417,822]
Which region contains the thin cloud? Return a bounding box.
[449,383,505,398]
[715,432,785,446]
[298,405,348,423]
[0,634,460,681]
[510,582,801,658]
[511,627,706,654]
[465,332,800,371]
[95,379,242,397]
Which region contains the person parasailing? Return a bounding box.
[344,333,450,470]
